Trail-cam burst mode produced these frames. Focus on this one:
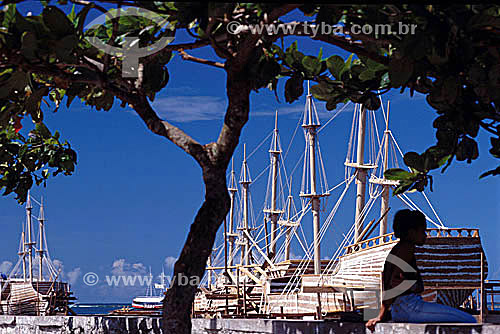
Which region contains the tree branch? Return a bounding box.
[480,121,499,136]
[144,40,212,63]
[69,0,109,14]
[274,22,390,65]
[231,4,300,72]
[312,34,389,65]
[120,94,210,167]
[4,52,211,168]
[179,50,224,68]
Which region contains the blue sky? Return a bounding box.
[0,3,498,303]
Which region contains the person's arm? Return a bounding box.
[366,263,397,332]
[412,257,425,294]
[366,297,392,331]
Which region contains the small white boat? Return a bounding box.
[131,267,166,310]
[131,296,163,309]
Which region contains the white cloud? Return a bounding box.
[149,94,351,123]
[253,100,352,120]
[0,261,13,273]
[67,268,81,285]
[253,104,304,118]
[152,96,226,122]
[53,259,64,271]
[111,258,148,276]
[164,256,177,270]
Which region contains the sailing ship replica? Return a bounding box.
[0,195,75,315]
[131,267,166,310]
[193,83,489,319]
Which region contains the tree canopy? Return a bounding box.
[1,3,499,204]
[2,4,500,333]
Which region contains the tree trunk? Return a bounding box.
[162,70,252,334]
[162,168,229,333]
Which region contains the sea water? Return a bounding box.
[68,302,500,315]
[70,303,131,315]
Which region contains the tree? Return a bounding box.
[1,2,499,333]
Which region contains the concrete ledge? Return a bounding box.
[0,315,498,333]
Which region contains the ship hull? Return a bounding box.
[195,228,488,318]
[0,279,73,315]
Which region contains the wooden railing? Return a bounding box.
[425,228,479,238]
[344,232,397,254]
[344,228,481,254]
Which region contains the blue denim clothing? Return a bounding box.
[391,293,477,323]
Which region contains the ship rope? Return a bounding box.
[421,191,446,228]
[345,103,358,181]
[247,131,273,161]
[274,174,358,308]
[323,192,379,275]
[317,101,351,134]
[397,194,445,229]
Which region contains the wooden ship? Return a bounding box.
[0,195,75,315]
[193,83,490,320]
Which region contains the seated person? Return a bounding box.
[366,209,476,331]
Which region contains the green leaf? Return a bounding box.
[389,57,414,88]
[384,168,415,180]
[55,34,78,62]
[326,55,345,79]
[2,4,16,28]
[364,57,387,72]
[310,82,335,101]
[20,31,38,61]
[68,4,76,24]
[284,76,304,103]
[359,69,376,81]
[35,123,52,139]
[143,63,169,93]
[317,47,323,61]
[409,179,427,192]
[437,154,451,168]
[302,56,322,76]
[286,41,298,53]
[0,71,29,99]
[339,54,354,79]
[393,179,414,195]
[42,6,74,37]
[361,92,381,110]
[326,98,338,111]
[403,152,425,172]
[25,87,49,122]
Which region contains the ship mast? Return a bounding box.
[300,82,329,274]
[263,110,283,258]
[379,101,391,235]
[284,179,294,261]
[148,267,153,297]
[354,104,368,241]
[19,223,26,281]
[26,194,34,283]
[37,198,45,281]
[239,144,252,266]
[227,158,238,267]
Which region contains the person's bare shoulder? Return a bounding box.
[391,242,413,263]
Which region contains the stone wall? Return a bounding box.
[0,315,498,334]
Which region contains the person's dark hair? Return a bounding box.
[393,209,426,239]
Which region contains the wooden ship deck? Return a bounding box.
[192,87,494,320]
